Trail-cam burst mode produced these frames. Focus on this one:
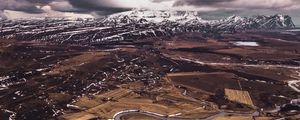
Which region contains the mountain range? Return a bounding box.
[104,9,295,29]
[0,9,296,44]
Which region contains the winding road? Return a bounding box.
[112,110,259,120]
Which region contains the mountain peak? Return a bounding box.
[224,15,245,22]
[106,9,204,24]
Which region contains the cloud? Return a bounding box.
[26,0,54,4]
[173,0,299,10]
[0,0,43,13]
[63,0,175,15]
[230,0,296,9]
[49,1,85,13]
[3,5,94,19]
[2,0,299,15]
[0,10,7,19]
[173,0,235,6]
[66,0,131,15]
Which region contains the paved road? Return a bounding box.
[113,110,259,120]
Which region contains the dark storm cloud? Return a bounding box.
[66,0,131,15]
[49,1,88,13]
[26,0,54,4]
[2,0,299,14]
[0,0,130,15]
[0,0,54,13]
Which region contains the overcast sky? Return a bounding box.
[1,0,300,25]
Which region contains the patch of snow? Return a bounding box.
[14,91,24,97]
[3,109,16,120]
[25,71,33,75]
[272,94,288,99]
[66,104,82,110]
[0,76,10,81]
[79,62,85,66]
[256,80,267,83]
[0,84,8,90]
[169,113,182,117]
[280,32,296,35]
[286,29,300,32]
[40,55,53,60]
[233,42,259,47]
[290,99,300,104]
[36,68,47,72]
[288,80,300,92]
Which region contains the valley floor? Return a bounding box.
[0,30,300,120]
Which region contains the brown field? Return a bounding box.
[224,89,255,108]
[167,72,240,94]
[158,39,227,50]
[47,52,109,75]
[62,79,218,120]
[119,113,160,120]
[216,47,299,60]
[61,112,98,120]
[229,66,296,82]
[212,116,253,120]
[166,72,297,109]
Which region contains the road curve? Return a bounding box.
[112,110,259,120]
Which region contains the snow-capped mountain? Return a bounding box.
[103,9,208,25]
[0,9,296,45]
[103,9,295,29]
[215,14,295,30]
[258,14,295,28]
